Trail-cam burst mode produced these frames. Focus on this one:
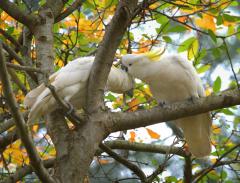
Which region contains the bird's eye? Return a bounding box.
[129,63,132,66]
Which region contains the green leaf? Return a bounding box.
[188,39,199,60]
[208,29,217,43]
[105,93,116,101]
[162,36,172,43]
[223,13,239,22]
[216,15,223,26]
[167,25,187,33]
[197,64,211,74]
[212,48,221,59]
[230,1,239,6]
[227,25,235,36]
[208,171,219,181]
[6,27,14,34]
[155,14,169,25]
[221,108,234,115]
[213,76,221,93]
[178,37,196,53]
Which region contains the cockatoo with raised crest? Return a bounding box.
[121,50,212,157]
[24,56,134,123]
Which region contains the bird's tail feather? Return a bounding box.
[24,84,45,108]
[27,95,53,123]
[176,113,212,158]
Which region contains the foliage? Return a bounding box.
[0,0,240,182]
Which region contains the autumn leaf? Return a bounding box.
[129,131,136,142]
[177,16,188,23]
[212,124,221,134]
[195,14,216,32]
[128,98,140,111]
[146,128,160,139]
[98,159,110,165]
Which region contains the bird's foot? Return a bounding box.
[65,102,74,115]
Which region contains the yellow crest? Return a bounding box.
[142,48,165,62]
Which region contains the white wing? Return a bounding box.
[25,57,93,123]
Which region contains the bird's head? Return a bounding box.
[121,49,165,79]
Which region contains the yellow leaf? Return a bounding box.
[195,14,216,32]
[149,2,161,9]
[205,86,212,96]
[32,125,39,133]
[129,131,136,142]
[146,128,160,139]
[212,124,221,134]
[144,86,153,97]
[188,39,199,60]
[211,158,217,164]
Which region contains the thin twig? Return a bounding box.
[0,41,55,183]
[223,38,240,89]
[0,158,55,183]
[6,62,43,73]
[55,0,84,22]
[99,142,148,182]
[193,143,240,182]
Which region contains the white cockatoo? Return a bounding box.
[24,56,134,123]
[121,50,212,157]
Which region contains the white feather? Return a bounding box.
[122,53,212,157]
[25,56,134,123]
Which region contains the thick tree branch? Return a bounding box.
[0,0,39,28]
[99,142,148,182]
[55,0,84,22]
[87,0,138,113]
[0,42,55,183]
[108,89,240,132]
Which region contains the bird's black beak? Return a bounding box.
[121,64,128,72]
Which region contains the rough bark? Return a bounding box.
[47,112,108,183]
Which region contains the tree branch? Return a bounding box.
[0,42,55,183]
[184,156,192,183]
[193,143,240,182]
[0,112,28,134]
[0,129,19,151]
[108,89,240,132]
[99,142,148,182]
[87,0,138,113]
[6,62,44,73]
[2,41,38,82]
[55,0,84,22]
[0,158,55,183]
[0,28,22,49]
[98,140,186,157]
[0,0,39,28]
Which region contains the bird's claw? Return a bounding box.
[66,102,74,115]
